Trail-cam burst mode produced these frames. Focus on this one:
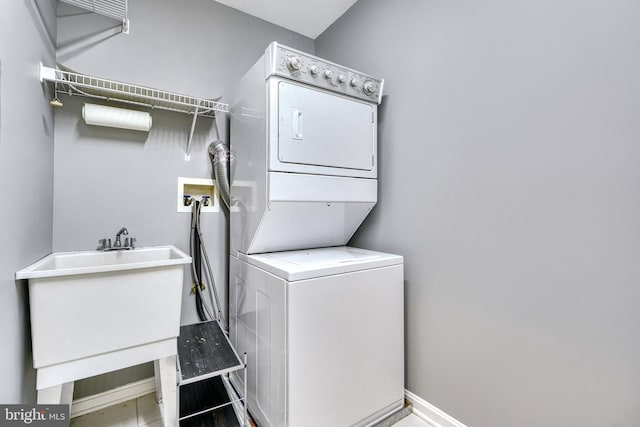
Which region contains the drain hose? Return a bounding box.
[208,140,231,210]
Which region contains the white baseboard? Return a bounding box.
[71,377,156,418]
[71,380,458,425]
[405,389,467,427]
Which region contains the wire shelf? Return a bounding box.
[40,64,229,117]
[60,0,128,22]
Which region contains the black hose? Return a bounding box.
[192,201,207,321]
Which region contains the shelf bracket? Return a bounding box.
[185,105,199,161]
[39,62,56,83]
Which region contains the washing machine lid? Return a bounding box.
[240,246,403,281]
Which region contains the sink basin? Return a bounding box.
[16,245,191,388]
[17,245,191,278]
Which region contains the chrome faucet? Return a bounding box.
[97,227,136,251]
[114,227,128,248]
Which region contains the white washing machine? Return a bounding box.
[223,42,404,426]
[229,246,404,427]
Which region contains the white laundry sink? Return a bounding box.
[16,245,191,376]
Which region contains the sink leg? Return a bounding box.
[37,381,74,406]
[154,359,163,403]
[154,355,177,427]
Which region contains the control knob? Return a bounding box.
[286,56,302,72]
[309,65,319,75]
[324,70,334,80]
[338,74,347,83]
[350,78,359,87]
[363,80,376,95]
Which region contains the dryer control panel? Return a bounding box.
[265,42,384,104]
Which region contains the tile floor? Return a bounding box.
[70,393,432,427]
[71,393,162,427]
[392,414,432,427]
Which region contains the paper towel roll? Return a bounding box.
[82,103,152,132]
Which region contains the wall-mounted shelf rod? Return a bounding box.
[39,64,229,117]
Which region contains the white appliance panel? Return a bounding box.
[269,171,377,203]
[229,256,287,427]
[248,201,375,254]
[288,265,404,426]
[267,78,377,180]
[226,57,269,257]
[229,249,404,427]
[242,174,377,254]
[242,246,403,281]
[278,81,375,171]
[266,43,384,104]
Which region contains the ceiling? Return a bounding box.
[214,0,359,39]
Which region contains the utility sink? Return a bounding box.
[16,245,192,390]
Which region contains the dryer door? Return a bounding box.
[278,81,375,172]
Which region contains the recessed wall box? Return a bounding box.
[177,177,219,213]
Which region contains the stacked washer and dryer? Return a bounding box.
[224,43,404,427]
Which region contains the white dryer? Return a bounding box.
[229,246,404,427]
[224,42,382,256]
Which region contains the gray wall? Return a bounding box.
[53,0,313,398]
[317,1,640,426]
[0,0,57,404]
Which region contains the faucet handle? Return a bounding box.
[97,238,113,251]
[124,237,136,249]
